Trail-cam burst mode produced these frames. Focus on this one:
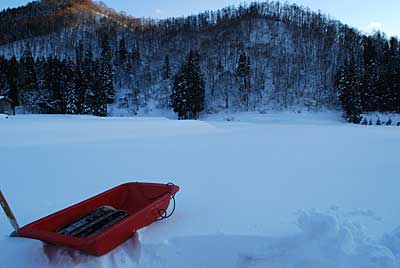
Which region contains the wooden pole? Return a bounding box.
[0,190,19,233]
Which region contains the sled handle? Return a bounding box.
[0,190,20,234]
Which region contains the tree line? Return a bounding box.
[335,33,400,123]
[0,33,208,118]
[0,34,114,116]
[0,0,399,120]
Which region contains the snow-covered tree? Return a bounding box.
[185,51,205,119]
[336,59,362,124]
[162,55,171,80]
[65,59,79,114]
[19,45,38,109]
[0,63,10,96]
[99,33,115,104]
[170,65,187,119]
[158,55,172,109]
[82,45,96,114]
[170,51,205,119]
[117,36,127,67]
[236,52,251,110]
[74,41,86,114]
[6,56,19,105]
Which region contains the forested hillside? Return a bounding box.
[0,0,398,120]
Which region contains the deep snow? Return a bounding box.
[0,112,399,267]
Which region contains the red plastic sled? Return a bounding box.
[17,182,179,256]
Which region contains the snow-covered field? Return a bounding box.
[1,112,400,268]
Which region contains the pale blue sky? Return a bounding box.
[1,0,399,37]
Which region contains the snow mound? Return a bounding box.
[361,113,400,126]
[384,227,400,267]
[295,211,396,268]
[2,211,399,268]
[138,211,398,268]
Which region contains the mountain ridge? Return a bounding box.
[0,0,398,118]
[0,0,142,45]
[1,0,365,47]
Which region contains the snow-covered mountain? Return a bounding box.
[0,0,372,115]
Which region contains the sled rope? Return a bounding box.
[155,192,176,221]
[139,182,177,222]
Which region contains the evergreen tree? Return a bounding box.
[43,56,73,114]
[99,33,115,104]
[185,51,205,119]
[394,41,400,112]
[0,62,10,96]
[380,42,394,111]
[64,59,79,114]
[74,42,108,116]
[336,59,362,124]
[158,55,172,109]
[170,65,187,119]
[74,41,85,114]
[385,37,400,111]
[19,45,38,108]
[143,59,153,86]
[127,48,140,75]
[236,52,251,110]
[44,56,62,113]
[170,51,205,119]
[361,36,379,111]
[93,61,108,116]
[162,55,171,80]
[118,36,127,66]
[6,56,19,105]
[82,45,96,114]
[52,58,76,114]
[125,47,141,86]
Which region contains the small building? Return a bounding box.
[0,96,15,115]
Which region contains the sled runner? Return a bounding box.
[5,182,179,256]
